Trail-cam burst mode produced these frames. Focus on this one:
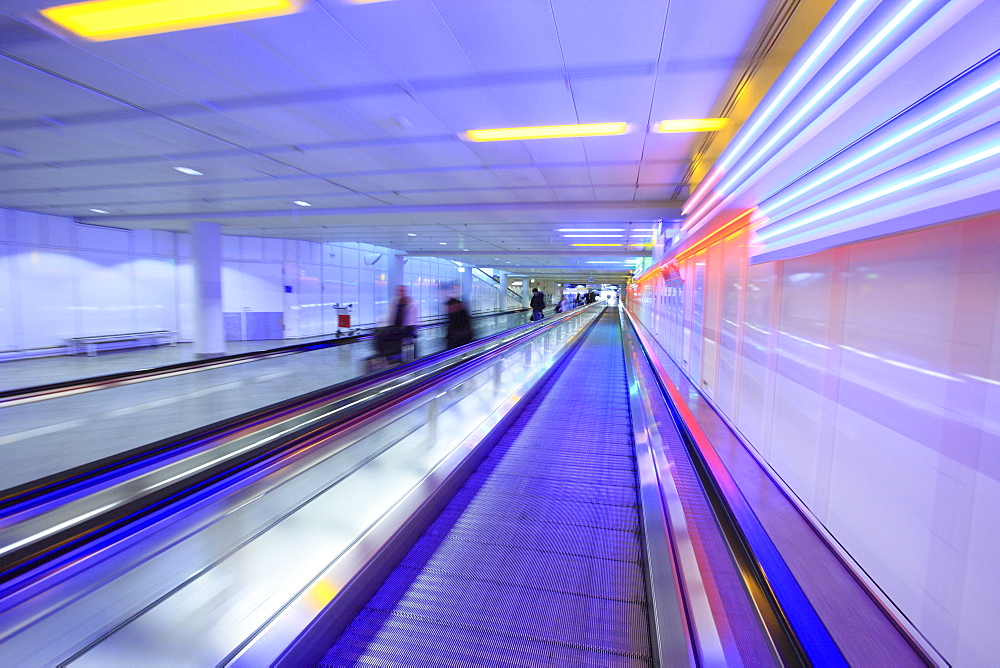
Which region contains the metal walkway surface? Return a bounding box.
[320,312,652,666]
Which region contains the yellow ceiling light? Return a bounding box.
[655,118,728,133]
[40,0,303,41]
[465,122,628,142]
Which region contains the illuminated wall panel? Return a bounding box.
[626,211,1000,666]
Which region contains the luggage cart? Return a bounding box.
[334,303,360,338]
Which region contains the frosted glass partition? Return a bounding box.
[0,305,604,666]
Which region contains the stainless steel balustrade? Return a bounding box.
[0,304,603,667]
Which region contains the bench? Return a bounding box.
[65,330,178,356]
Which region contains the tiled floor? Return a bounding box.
[0,310,537,490]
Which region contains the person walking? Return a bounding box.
[444,284,474,349]
[530,287,545,321]
[390,284,418,359]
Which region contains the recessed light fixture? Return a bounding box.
[466,122,628,142]
[293,200,311,207]
[40,0,303,41]
[174,167,203,176]
[439,242,447,245]
[89,208,109,213]
[655,118,728,133]
[463,248,469,251]
[407,233,417,237]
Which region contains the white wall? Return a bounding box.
[0,209,515,353]
[0,209,184,353]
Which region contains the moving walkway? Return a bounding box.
[0,305,935,666]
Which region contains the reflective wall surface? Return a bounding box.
[628,212,1000,665]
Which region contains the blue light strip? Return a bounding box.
[760,74,1000,218]
[715,0,930,199]
[682,0,875,217]
[757,138,1000,241]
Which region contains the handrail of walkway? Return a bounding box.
[0,306,534,409]
[0,303,601,591]
[0,303,604,666]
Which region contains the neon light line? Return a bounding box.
[682,0,874,215]
[761,76,1000,215]
[718,0,929,196]
[758,140,1000,240]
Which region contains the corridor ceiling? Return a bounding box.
[0,0,779,279]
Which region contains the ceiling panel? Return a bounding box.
[486,80,577,128]
[161,28,314,95]
[551,0,669,67]
[0,0,778,270]
[325,0,477,81]
[244,11,394,88]
[432,0,564,73]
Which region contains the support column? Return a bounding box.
[191,221,225,357]
[522,279,531,308]
[497,270,508,310]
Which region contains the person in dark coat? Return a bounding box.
[530,287,545,321]
[444,290,474,349]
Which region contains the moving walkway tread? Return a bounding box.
[320,312,652,666]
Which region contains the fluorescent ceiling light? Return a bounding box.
[293,200,311,207]
[630,229,656,232]
[586,261,628,264]
[556,228,624,232]
[40,0,302,41]
[655,118,728,133]
[466,122,627,142]
[572,243,622,247]
[407,233,417,237]
[562,234,623,238]
[89,208,109,213]
[174,167,202,176]
[439,242,447,245]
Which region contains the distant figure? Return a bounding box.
[555,293,569,313]
[530,287,545,321]
[444,286,474,349]
[586,290,597,304]
[390,284,418,358]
